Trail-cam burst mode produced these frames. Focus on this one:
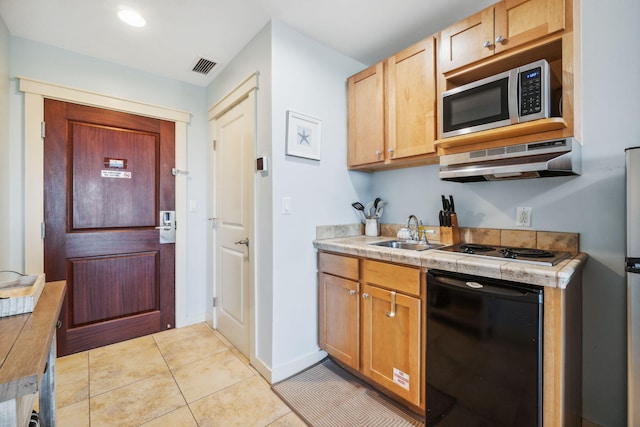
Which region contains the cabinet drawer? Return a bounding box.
[318,252,359,280]
[362,260,420,296]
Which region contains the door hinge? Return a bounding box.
[41,122,46,139]
[41,222,45,239]
[212,139,216,150]
[212,297,217,307]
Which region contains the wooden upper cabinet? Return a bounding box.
[347,63,385,167]
[347,37,438,170]
[439,0,566,73]
[387,37,437,160]
[495,0,566,53]
[439,7,495,74]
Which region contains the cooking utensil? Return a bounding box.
[364,200,375,219]
[447,195,458,227]
[441,195,449,212]
[374,200,387,218]
[440,195,453,226]
[351,202,366,222]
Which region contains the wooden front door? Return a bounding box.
[44,99,175,356]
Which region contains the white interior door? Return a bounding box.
[212,93,255,357]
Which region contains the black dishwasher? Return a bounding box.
[426,269,543,427]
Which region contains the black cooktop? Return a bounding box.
[437,243,572,266]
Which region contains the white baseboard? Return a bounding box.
[269,349,328,383]
[176,312,207,328]
[250,355,273,383]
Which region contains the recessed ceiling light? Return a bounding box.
[118,8,146,27]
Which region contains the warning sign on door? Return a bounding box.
[101,170,132,179]
[393,368,410,390]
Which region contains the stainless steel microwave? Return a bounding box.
[441,59,551,138]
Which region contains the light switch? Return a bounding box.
[282,196,292,214]
[189,200,197,212]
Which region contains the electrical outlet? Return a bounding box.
[516,207,532,227]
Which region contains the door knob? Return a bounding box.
[235,238,249,247]
[156,211,175,244]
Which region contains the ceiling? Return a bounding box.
[0,0,495,87]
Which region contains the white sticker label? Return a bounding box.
[101,170,132,179]
[393,368,410,390]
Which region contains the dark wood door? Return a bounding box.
[44,99,175,356]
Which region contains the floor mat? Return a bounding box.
[272,358,425,427]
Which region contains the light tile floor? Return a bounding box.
[52,322,307,427]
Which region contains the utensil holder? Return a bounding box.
[365,218,380,237]
[439,226,460,245]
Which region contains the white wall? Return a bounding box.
[206,20,368,381]
[0,17,9,272]
[269,20,367,380]
[369,0,640,424]
[7,37,211,324]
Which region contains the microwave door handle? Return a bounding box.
[509,68,520,124]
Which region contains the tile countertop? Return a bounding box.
[313,231,589,290]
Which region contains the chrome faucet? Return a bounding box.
[419,228,429,245]
[406,215,419,242]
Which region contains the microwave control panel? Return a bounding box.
[519,67,543,116]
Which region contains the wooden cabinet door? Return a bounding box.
[361,284,421,406]
[387,37,437,160]
[347,62,385,167]
[318,272,360,370]
[439,0,565,73]
[439,5,495,73]
[494,0,565,54]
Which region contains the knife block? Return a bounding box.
[440,226,460,246]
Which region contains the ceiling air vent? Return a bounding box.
[192,57,216,75]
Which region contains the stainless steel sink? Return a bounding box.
[369,240,442,251]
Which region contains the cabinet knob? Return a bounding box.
[495,35,505,44]
[388,148,394,158]
[483,40,492,49]
[362,293,369,299]
[375,150,381,156]
[349,289,356,295]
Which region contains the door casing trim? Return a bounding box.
[19,76,191,328]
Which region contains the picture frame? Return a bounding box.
[285,110,321,160]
